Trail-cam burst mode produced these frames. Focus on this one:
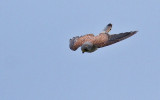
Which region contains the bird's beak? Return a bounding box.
[82,50,85,53]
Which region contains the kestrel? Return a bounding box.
[69,23,137,53]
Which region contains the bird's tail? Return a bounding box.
[69,36,80,51]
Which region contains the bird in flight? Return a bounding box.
[69,23,137,53]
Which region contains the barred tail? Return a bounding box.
[69,36,80,51]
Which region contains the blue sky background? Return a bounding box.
[0,0,160,100]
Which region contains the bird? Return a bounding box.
[69,23,137,53]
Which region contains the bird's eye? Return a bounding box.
[84,49,88,51]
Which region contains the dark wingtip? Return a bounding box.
[131,31,138,35]
[133,31,138,33]
[107,23,112,27]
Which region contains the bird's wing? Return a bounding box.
[101,31,137,47]
[69,31,137,50]
[69,34,95,51]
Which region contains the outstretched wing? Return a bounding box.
[69,31,137,50]
[102,31,137,47]
[69,34,95,51]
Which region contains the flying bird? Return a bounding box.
[69,23,137,53]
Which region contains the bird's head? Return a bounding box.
[81,42,97,53]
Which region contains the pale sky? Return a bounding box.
[0,0,160,100]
